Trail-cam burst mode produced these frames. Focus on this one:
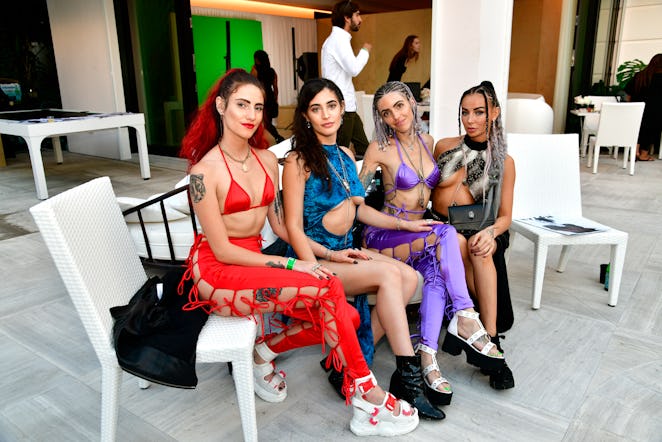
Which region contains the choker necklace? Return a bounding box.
[464,136,488,151]
[219,143,251,172]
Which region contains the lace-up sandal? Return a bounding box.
[415,344,453,406]
[253,342,287,403]
[441,310,505,371]
[350,372,419,437]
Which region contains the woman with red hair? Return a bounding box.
[179,69,418,437]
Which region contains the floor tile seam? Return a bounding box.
[0,322,88,381]
[515,299,622,329]
[450,386,572,434]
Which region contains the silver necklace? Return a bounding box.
[219,143,251,172]
[325,144,352,246]
[399,136,426,208]
[327,145,350,193]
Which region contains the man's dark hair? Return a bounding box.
[331,1,359,28]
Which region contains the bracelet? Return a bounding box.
[324,248,332,260]
[286,257,296,270]
[395,218,402,231]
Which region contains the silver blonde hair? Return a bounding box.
[372,81,424,150]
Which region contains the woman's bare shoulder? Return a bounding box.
[434,136,462,157]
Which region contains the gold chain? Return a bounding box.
[219,142,251,172]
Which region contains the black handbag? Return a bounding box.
[448,200,495,234]
[448,152,496,234]
[110,269,208,389]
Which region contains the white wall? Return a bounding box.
[192,7,317,106]
[429,0,513,139]
[46,0,129,159]
[614,0,662,73]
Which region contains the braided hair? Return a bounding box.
[373,81,424,150]
[457,80,507,193]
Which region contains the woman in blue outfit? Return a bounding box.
[359,81,505,406]
[282,78,445,420]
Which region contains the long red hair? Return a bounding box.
[179,68,268,167]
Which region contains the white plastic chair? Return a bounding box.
[578,95,617,157]
[505,98,554,134]
[29,177,258,442]
[587,102,645,175]
[507,133,628,309]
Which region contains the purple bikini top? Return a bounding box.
[385,134,440,196]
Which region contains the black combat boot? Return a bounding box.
[480,335,515,390]
[389,355,445,420]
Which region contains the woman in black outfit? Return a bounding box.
[251,50,285,143]
[387,35,421,82]
[625,53,662,161]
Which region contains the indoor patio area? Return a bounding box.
[0,147,661,441]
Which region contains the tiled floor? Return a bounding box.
[0,146,660,441]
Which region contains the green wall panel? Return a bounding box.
[191,16,263,104]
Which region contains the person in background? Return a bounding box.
[251,49,285,144]
[625,53,662,161]
[178,69,418,437]
[321,0,371,157]
[283,77,445,420]
[360,81,506,407]
[387,35,421,82]
[431,80,516,390]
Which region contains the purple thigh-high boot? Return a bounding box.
[415,223,474,351]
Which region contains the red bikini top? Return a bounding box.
[220,148,275,215]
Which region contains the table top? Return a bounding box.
[0,109,97,121]
[570,109,600,117]
[0,109,144,138]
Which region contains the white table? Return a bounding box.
[0,109,151,199]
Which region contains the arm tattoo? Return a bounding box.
[274,190,284,225]
[266,260,285,269]
[360,170,375,192]
[488,227,495,238]
[189,174,205,203]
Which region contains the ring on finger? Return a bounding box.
[312,263,321,272]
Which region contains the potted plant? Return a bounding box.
[615,59,647,90]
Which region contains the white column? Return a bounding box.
[47,0,130,159]
[552,0,579,133]
[429,0,513,140]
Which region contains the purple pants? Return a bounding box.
[363,222,474,351]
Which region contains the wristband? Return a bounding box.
[286,257,296,270]
[324,248,332,260]
[396,218,402,231]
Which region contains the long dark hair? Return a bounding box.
[458,81,507,191]
[179,69,266,167]
[389,35,419,71]
[291,78,345,183]
[633,53,662,95]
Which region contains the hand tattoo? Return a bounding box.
[190,174,205,203]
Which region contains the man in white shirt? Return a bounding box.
[321,1,372,156]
